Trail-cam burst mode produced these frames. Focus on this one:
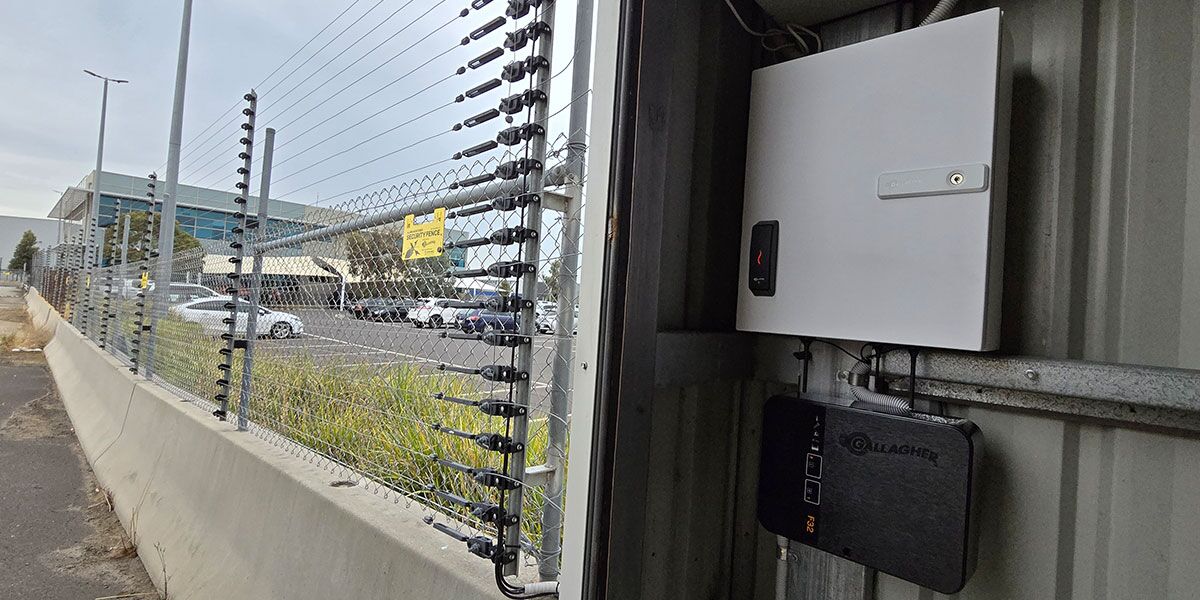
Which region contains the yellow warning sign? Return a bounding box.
[402,208,446,261]
[140,272,150,289]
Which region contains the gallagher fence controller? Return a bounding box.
[758,396,983,593]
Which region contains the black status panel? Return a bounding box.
[758,396,983,594]
[748,220,778,296]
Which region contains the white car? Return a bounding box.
[536,306,579,335]
[169,297,303,339]
[119,281,220,303]
[410,298,459,328]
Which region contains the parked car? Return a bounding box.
[536,306,579,335]
[459,309,519,333]
[169,297,304,339]
[350,297,391,319]
[536,308,557,334]
[119,281,220,304]
[367,298,418,322]
[164,283,222,305]
[410,298,460,328]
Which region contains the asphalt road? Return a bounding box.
[0,286,156,599]
[256,308,574,415]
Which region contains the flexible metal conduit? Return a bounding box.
[848,360,913,413]
[919,0,959,26]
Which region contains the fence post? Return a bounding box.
[112,213,132,351]
[71,220,91,331]
[216,91,257,422]
[119,214,131,283]
[536,0,595,580]
[239,126,274,431]
[97,199,119,349]
[505,0,557,578]
[132,175,157,375]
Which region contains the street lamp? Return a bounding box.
[83,69,128,272]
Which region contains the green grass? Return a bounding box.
[141,311,550,545]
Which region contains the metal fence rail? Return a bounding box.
[30,0,591,593]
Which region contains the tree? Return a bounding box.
[541,258,562,302]
[344,227,456,297]
[8,230,38,270]
[103,211,201,264]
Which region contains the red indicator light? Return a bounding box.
[756,250,763,266]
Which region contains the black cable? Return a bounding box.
[908,347,918,405]
[794,337,811,394]
[809,338,866,364]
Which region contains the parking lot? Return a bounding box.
[255,307,571,415]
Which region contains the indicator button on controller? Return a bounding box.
[806,453,822,479]
[804,479,821,505]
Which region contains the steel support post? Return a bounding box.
[507,0,556,577]
[147,0,194,379]
[538,0,594,580]
[239,127,274,431]
[217,92,257,421]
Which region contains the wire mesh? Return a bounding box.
[34,0,592,588]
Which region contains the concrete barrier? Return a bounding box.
[27,290,501,600]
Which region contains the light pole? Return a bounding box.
[78,70,127,332]
[83,70,128,270]
[145,0,193,378]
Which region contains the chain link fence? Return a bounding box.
[28,0,589,588]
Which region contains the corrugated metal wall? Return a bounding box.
[630,381,1200,600]
[985,0,1200,371]
[872,404,1200,600]
[604,1,1200,598]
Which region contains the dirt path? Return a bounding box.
[0,285,158,599]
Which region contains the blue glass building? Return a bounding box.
[49,171,321,244]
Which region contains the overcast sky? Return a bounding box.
[0,0,581,220]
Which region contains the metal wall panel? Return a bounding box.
[634,378,1200,600]
[870,404,1200,600]
[982,0,1200,370]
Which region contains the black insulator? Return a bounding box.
[469,16,505,41]
[468,47,504,70]
[464,78,501,99]
[463,109,500,128]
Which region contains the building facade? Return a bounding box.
[48,171,323,244]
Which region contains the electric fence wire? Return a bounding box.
[168,0,380,174]
[177,0,413,182]
[272,47,590,208]
[184,4,479,191]
[188,4,469,189]
[92,2,585,579]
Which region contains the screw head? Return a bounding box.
[949,171,965,186]
[1024,369,1039,382]
[837,370,849,381]
[581,362,588,370]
